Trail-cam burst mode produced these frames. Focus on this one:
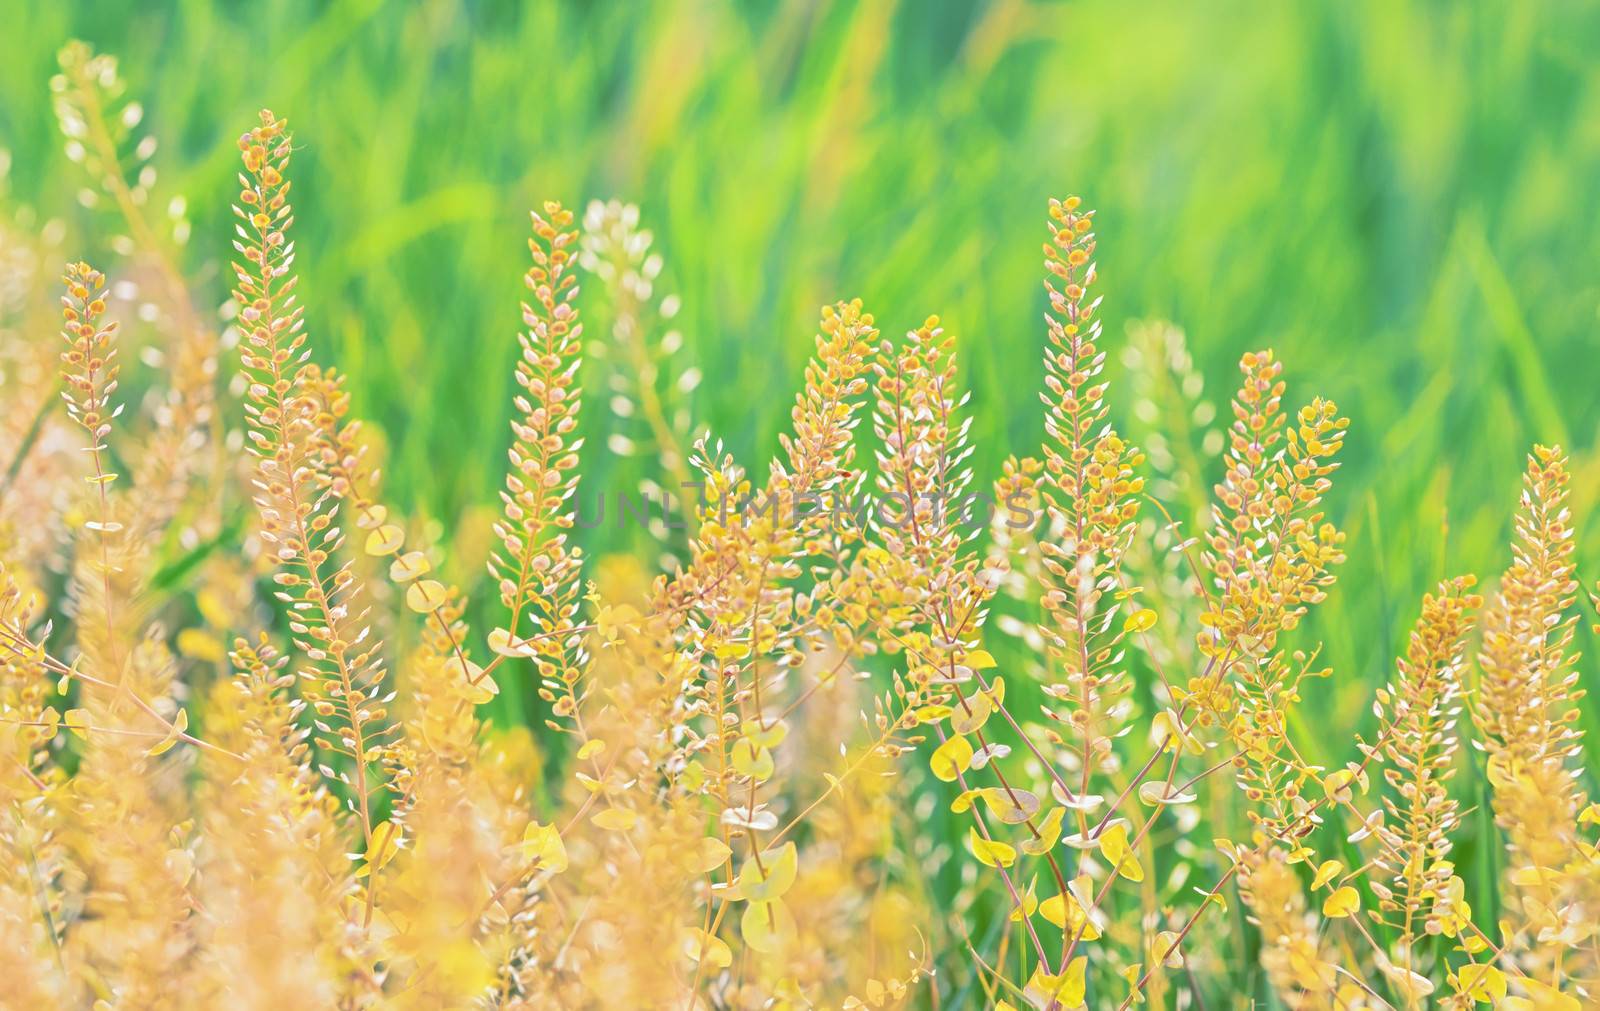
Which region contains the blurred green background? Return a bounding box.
[5,0,1600,966]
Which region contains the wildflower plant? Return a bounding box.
[1,40,1599,1010]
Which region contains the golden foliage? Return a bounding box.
[1,47,1598,1011]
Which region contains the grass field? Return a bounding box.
[4,1,1599,1005]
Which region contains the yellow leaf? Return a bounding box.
[1311,859,1344,890]
[1122,607,1157,633]
[692,836,732,874]
[680,928,732,969]
[1153,930,1182,968]
[739,842,799,901]
[1508,977,1579,1011]
[1027,955,1086,1007]
[981,787,1040,824]
[389,550,431,582]
[968,827,1016,868]
[1099,822,1144,882]
[65,708,92,739]
[521,821,569,873]
[731,737,775,782]
[443,655,494,704]
[1322,886,1359,918]
[366,820,402,870]
[147,708,187,757]
[1010,879,1038,921]
[986,675,1006,707]
[1038,892,1069,927]
[487,627,536,657]
[1039,890,1101,940]
[353,503,389,530]
[741,899,797,953]
[965,648,997,670]
[406,579,448,613]
[1456,964,1506,1003]
[1121,963,1145,1004]
[591,808,638,832]
[951,789,982,814]
[1022,806,1064,855]
[1153,708,1204,756]
[1510,865,1559,888]
[744,720,788,749]
[576,739,606,761]
[1323,768,1356,800]
[930,734,973,782]
[950,690,992,735]
[364,524,404,556]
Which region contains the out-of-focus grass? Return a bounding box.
[4,0,1599,997]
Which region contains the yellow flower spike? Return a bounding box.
[930,734,974,782]
[1321,886,1359,918]
[1098,822,1144,882]
[968,827,1016,868]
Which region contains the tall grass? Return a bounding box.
[1,5,1599,1006]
